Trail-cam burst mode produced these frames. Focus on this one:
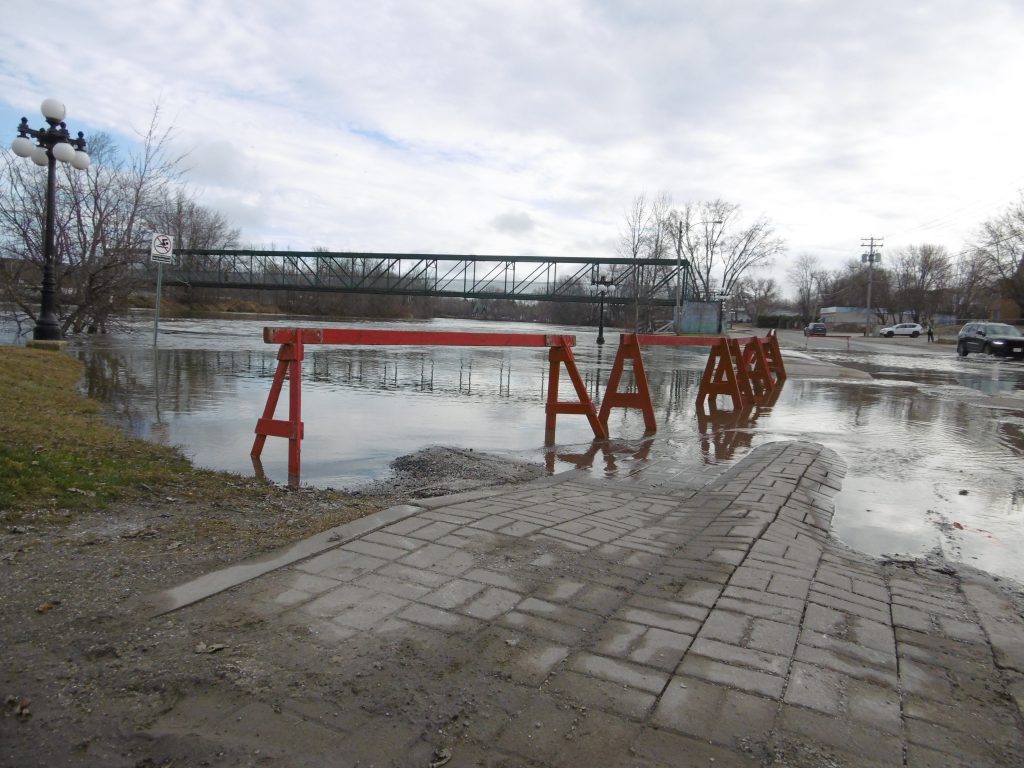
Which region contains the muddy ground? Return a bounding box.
[0,447,546,767]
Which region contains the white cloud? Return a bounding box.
[3,0,1024,293]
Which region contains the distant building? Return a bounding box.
[818,307,870,327]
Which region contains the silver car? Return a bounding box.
[878,322,924,338]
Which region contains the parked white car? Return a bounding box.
[878,322,924,338]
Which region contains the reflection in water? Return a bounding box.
[61,316,1024,583]
[545,437,655,475]
[696,387,782,464]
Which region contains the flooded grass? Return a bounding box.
[0,347,193,516]
[0,347,360,537]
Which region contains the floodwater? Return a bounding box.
[9,316,1024,583]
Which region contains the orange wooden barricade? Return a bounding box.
[597,334,657,435]
[251,328,606,484]
[599,332,787,434]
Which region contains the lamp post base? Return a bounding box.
[26,339,68,352]
[32,319,63,342]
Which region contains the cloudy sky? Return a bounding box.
[4,0,1024,296]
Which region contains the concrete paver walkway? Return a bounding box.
[145,441,1024,767]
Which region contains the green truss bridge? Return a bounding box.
[164,250,699,306]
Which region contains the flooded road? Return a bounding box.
[17,317,1024,583]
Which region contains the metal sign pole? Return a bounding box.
[150,233,174,347]
[154,262,163,347]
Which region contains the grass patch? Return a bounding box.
[0,347,284,519]
[0,347,195,513]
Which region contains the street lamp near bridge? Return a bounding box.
[592,275,614,345]
[11,99,90,343]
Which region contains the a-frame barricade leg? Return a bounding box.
[741,337,777,403]
[251,332,305,484]
[696,337,744,413]
[726,338,757,407]
[764,329,787,382]
[597,334,656,434]
[544,336,607,444]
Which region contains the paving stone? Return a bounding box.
[627,627,693,671]
[689,637,789,677]
[473,627,570,687]
[460,567,526,591]
[296,549,386,579]
[572,584,627,617]
[895,626,991,663]
[333,592,410,630]
[378,562,450,588]
[767,573,811,600]
[904,743,977,768]
[802,603,895,654]
[747,617,800,657]
[341,538,414,561]
[776,705,903,766]
[569,652,669,694]
[794,643,897,688]
[616,606,702,636]
[808,586,891,623]
[783,661,843,715]
[300,584,376,618]
[716,595,802,624]
[381,516,434,536]
[545,669,658,721]
[627,594,708,623]
[904,694,1022,742]
[470,514,517,531]
[535,579,587,602]
[420,578,487,609]
[905,716,1022,763]
[397,603,480,634]
[517,597,600,628]
[651,675,777,751]
[678,654,785,699]
[461,587,523,620]
[500,611,585,645]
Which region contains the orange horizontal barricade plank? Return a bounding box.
[632,334,756,347]
[263,327,569,348]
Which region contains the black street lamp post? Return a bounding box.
[11,99,90,342]
[592,275,613,345]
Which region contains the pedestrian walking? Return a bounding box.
[927,324,934,342]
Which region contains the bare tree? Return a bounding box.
[1,107,239,334]
[971,195,1024,315]
[146,187,240,250]
[890,244,952,323]
[788,253,820,323]
[950,248,992,320]
[673,199,784,302]
[617,193,650,330]
[736,276,781,325]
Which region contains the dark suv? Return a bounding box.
[803,322,827,337]
[956,322,1024,359]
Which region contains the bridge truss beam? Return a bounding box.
[165,250,703,306]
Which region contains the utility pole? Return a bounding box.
[861,236,883,336]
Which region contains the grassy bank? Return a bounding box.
[0,347,200,515]
[0,347,373,537]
